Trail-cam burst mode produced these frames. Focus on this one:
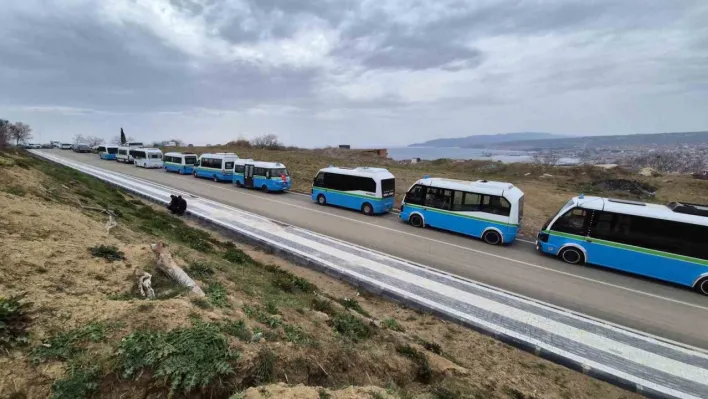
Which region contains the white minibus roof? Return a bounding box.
[318,166,394,180]
[247,161,287,168]
[164,152,197,158]
[416,177,523,199]
[199,153,239,160]
[574,196,708,227]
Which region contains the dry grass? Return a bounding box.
[0,150,640,398]
[165,144,708,236]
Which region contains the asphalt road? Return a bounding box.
[45,150,708,350]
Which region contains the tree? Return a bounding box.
[9,122,32,146]
[0,119,9,148]
[111,135,134,145]
[120,128,127,145]
[85,136,105,147]
[72,134,87,144]
[533,149,561,167]
[250,133,283,150]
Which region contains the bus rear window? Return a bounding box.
[184,157,197,165]
[381,178,395,197]
[107,148,118,154]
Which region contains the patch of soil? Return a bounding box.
[242,383,391,399]
[589,179,657,197]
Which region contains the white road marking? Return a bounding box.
[46,152,708,312]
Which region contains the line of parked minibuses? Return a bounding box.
[90,146,708,296]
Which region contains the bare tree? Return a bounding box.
[72,134,87,144]
[85,136,105,147]
[250,133,283,150]
[111,135,134,145]
[9,122,33,146]
[0,119,10,148]
[533,149,561,167]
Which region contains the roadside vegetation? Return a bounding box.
[0,149,639,398]
[164,140,708,237]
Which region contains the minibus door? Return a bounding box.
[244,164,255,188]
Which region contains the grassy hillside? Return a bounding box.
[0,150,640,398]
[164,144,708,237]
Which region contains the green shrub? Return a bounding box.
[0,293,32,350]
[185,261,215,280]
[243,305,281,329]
[264,301,278,315]
[89,245,125,262]
[430,385,461,399]
[264,264,316,293]
[206,283,229,308]
[223,247,252,264]
[31,322,113,364]
[330,313,372,342]
[191,297,213,310]
[311,298,335,315]
[396,344,432,384]
[337,297,371,318]
[382,318,405,332]
[116,321,236,393]
[423,341,443,355]
[3,185,26,196]
[50,365,101,399]
[283,324,314,346]
[244,347,275,386]
[221,320,252,341]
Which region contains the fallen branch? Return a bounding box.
[139,272,155,299]
[105,215,117,233]
[312,358,331,379]
[150,242,205,297]
[77,198,117,217]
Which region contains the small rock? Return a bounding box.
[312,311,330,322]
[541,173,554,178]
[524,172,531,176]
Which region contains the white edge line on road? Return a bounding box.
[34,151,708,354]
[42,152,708,313]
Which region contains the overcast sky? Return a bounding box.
[1,0,707,147]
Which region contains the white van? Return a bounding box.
[132,148,164,169]
[116,146,134,163]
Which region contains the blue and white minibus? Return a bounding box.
[97,145,119,160]
[400,177,524,245]
[193,153,239,182]
[312,166,395,215]
[132,148,163,169]
[233,161,291,192]
[537,196,708,295]
[163,152,198,174]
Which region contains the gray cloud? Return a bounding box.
[0,0,707,147]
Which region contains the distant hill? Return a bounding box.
[493,131,708,150]
[409,132,569,148]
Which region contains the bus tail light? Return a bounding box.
[400,205,404,213]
